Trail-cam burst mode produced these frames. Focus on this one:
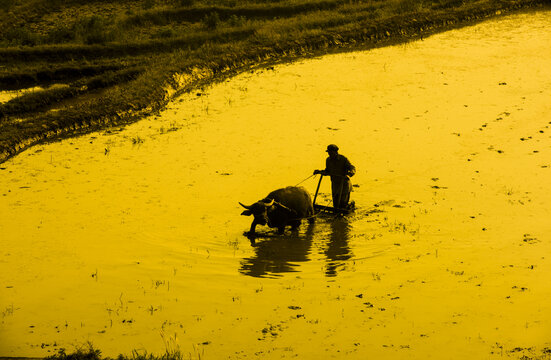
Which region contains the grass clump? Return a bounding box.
[46,344,103,360]
[143,0,156,10]
[202,11,221,30]
[0,0,15,12]
[4,27,41,46]
[228,14,247,27]
[153,27,177,39]
[180,0,195,7]
[73,15,115,45]
[2,15,117,46]
[45,342,189,360]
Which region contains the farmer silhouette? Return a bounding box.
[314,144,356,209]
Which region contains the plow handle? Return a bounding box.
[313,174,323,206]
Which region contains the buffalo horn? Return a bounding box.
[239,202,252,209]
[262,198,275,207]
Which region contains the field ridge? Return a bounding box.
[0,0,549,164]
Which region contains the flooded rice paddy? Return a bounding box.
[1,10,551,360]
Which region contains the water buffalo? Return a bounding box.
[239,186,315,236]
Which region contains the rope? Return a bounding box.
[294,173,316,186]
[292,173,347,219]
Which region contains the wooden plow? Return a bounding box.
[312,174,355,215]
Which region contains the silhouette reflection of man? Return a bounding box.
[324,218,352,277]
[314,144,356,209]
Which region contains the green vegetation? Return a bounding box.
[45,342,192,360]
[0,0,548,163]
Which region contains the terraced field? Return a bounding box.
[0,0,547,163]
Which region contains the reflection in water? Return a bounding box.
[240,216,353,278]
[323,217,352,277]
[239,223,315,278]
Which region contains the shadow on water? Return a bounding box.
[239,223,315,278]
[239,215,353,278]
[323,216,352,277]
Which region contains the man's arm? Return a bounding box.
[313,158,330,176]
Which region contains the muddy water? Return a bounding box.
[1,10,551,359]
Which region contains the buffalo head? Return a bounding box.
[239,198,275,227]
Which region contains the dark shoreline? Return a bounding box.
[0,0,549,165]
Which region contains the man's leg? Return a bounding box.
[340,189,350,209]
[333,180,348,209]
[332,181,342,208]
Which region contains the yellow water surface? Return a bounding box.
[1,9,550,359]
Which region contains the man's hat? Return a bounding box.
[326,144,339,152]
